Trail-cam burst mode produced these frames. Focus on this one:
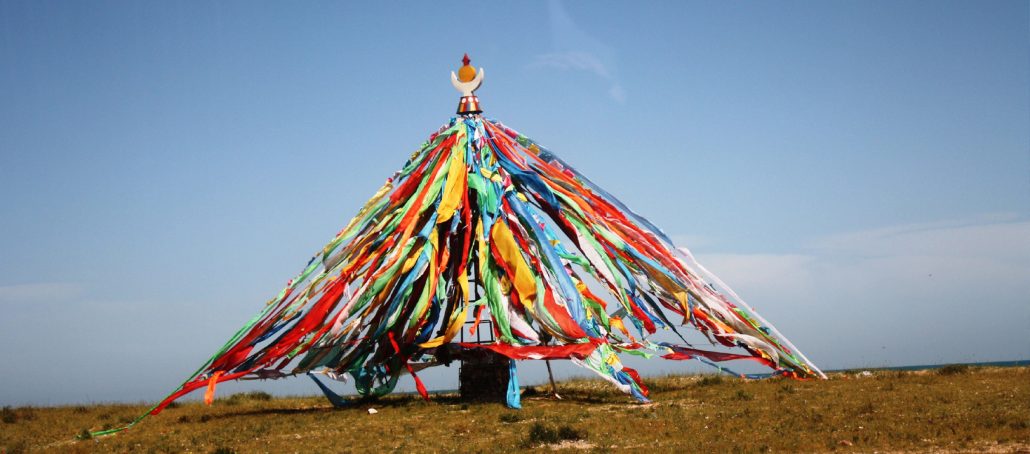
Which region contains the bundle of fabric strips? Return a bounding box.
[96,114,823,436]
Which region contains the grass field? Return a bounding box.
[2,365,1028,453]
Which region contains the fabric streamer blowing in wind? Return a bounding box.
[95,55,824,436]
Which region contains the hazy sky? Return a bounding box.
[1,1,1028,406]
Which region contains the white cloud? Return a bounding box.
[531,0,625,103]
[811,213,1029,261]
[685,216,1030,368]
[531,52,612,79]
[608,84,626,103]
[699,253,818,303]
[0,282,83,304]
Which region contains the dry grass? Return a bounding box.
[1,366,1028,453]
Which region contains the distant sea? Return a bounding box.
[825,359,1030,373]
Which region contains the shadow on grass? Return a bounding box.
[206,389,635,423]
[223,406,338,418]
[207,393,466,420]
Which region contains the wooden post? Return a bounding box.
[545,359,561,399]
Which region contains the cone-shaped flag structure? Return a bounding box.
[96,56,822,436]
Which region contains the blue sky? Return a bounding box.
[1,1,1027,405]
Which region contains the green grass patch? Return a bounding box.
[937,364,970,376]
[523,422,585,447]
[697,375,725,387]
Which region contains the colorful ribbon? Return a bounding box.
[95,114,823,436]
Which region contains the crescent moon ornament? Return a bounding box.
[452,54,484,115]
[451,67,484,97]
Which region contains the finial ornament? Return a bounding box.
[451,54,484,115]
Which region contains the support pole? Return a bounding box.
[544,359,561,399]
[539,331,562,399]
